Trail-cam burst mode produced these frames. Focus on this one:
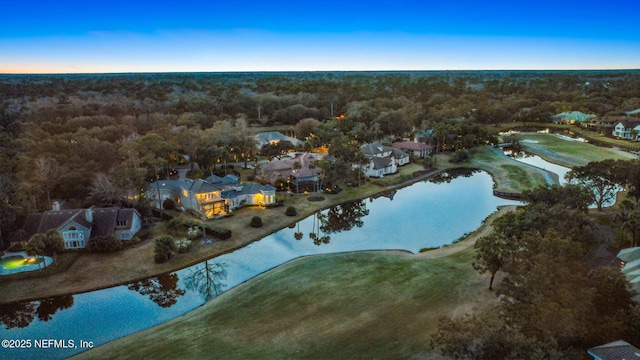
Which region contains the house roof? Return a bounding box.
[188,179,222,194]
[393,141,432,151]
[116,208,138,230]
[360,142,389,156]
[24,209,92,239]
[391,147,409,159]
[205,174,238,185]
[254,131,302,148]
[587,340,640,359]
[625,109,640,116]
[222,183,276,199]
[551,111,596,122]
[91,208,119,238]
[257,153,321,182]
[23,207,140,239]
[616,120,640,129]
[371,156,393,170]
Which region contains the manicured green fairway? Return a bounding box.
[73,249,497,359]
[466,146,551,193]
[520,133,637,167]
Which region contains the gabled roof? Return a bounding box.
[391,147,409,159]
[616,120,640,129]
[551,111,596,122]
[222,183,276,198]
[23,207,140,239]
[24,209,91,239]
[254,132,302,148]
[393,141,432,151]
[588,340,640,360]
[205,174,239,185]
[371,156,393,170]
[188,179,222,194]
[360,142,390,156]
[91,208,119,238]
[115,208,138,230]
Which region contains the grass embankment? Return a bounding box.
[72,214,513,360]
[0,163,440,304]
[461,146,550,193]
[518,132,638,168]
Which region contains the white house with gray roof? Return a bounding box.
[359,142,409,178]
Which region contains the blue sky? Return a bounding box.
[1,0,639,73]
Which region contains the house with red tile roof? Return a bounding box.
[392,140,432,158]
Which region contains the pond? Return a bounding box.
[503,149,570,185]
[0,170,519,359]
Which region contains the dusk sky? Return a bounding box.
[2,0,640,73]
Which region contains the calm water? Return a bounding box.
[0,171,518,359]
[504,149,570,185]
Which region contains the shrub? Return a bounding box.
[175,238,194,253]
[87,235,124,253]
[187,226,202,240]
[154,253,168,263]
[154,235,176,262]
[7,242,26,252]
[129,236,141,245]
[250,216,263,227]
[285,206,297,216]
[163,198,176,210]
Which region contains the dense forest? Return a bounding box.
[2,70,640,248]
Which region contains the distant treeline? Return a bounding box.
[1,70,640,247]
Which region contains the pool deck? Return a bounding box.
[0,252,53,275]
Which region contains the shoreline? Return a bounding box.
[0,166,450,304]
[4,132,611,305]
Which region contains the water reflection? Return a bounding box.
[429,168,478,184]
[127,273,185,308]
[184,261,228,302]
[0,171,520,359]
[0,295,73,329]
[307,200,370,246]
[503,149,569,185]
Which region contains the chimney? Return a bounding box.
[85,208,93,223]
[52,201,60,211]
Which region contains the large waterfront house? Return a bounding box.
[392,140,432,158]
[147,175,276,219]
[612,119,640,141]
[254,153,323,192]
[359,142,410,178]
[254,131,303,149]
[22,204,142,249]
[550,111,597,125]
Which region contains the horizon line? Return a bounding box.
[2,68,640,76]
